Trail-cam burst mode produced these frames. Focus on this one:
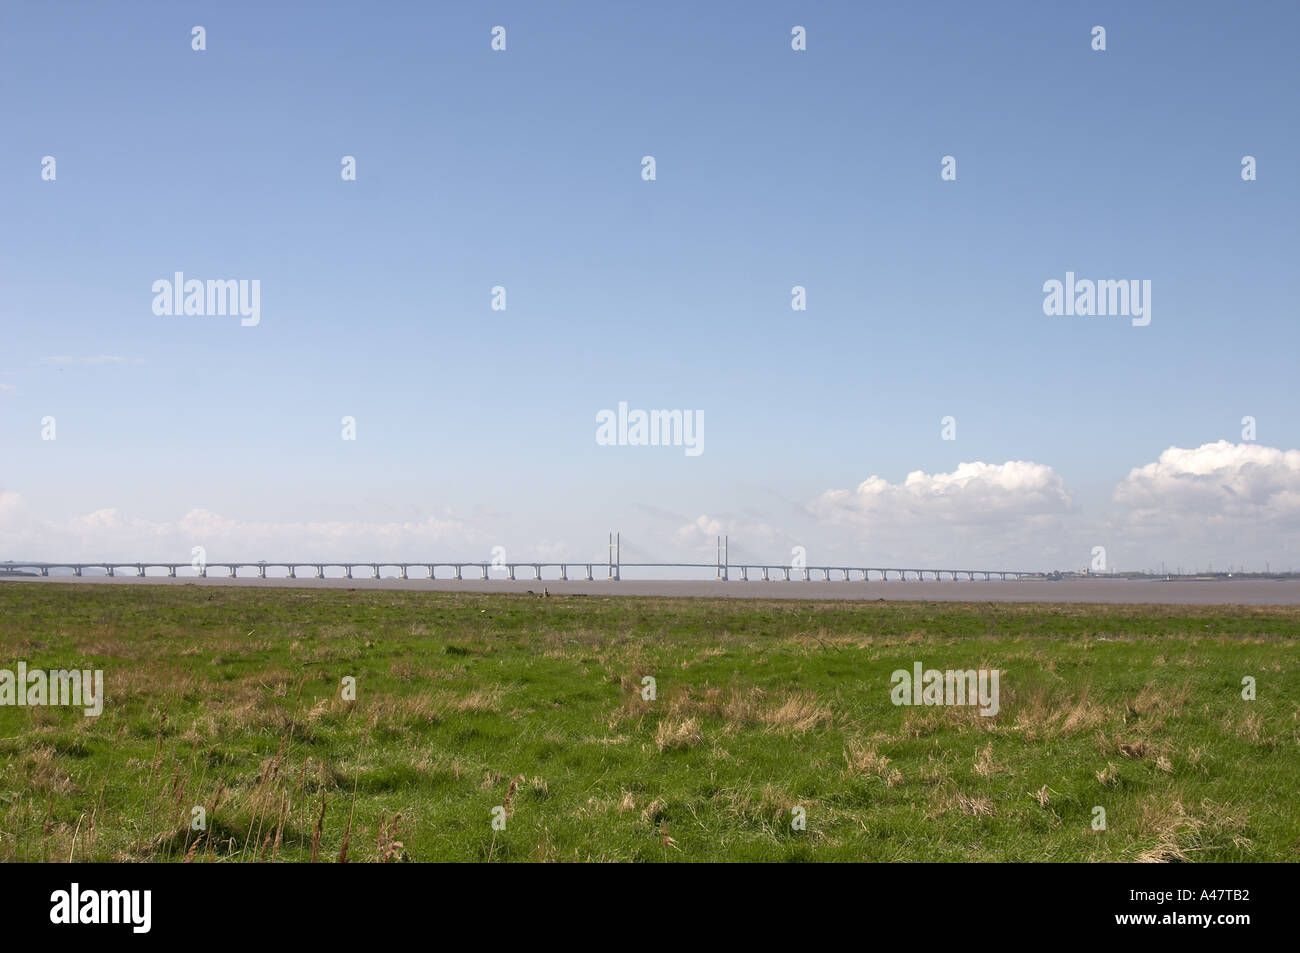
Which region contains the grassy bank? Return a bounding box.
[1,583,1296,861]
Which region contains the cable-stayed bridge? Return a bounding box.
[0,561,1035,583]
[0,533,1039,583]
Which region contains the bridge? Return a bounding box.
[0,531,1041,584]
[0,560,1037,583]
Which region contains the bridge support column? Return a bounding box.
[761,567,769,581]
[74,567,82,577]
[315,565,324,579]
[258,565,266,579]
[344,566,353,579]
[585,564,593,581]
[399,565,408,580]
[560,564,568,581]
[228,566,237,578]
[135,564,144,577]
[507,566,516,581]
[480,565,489,580]
[106,566,114,577]
[168,566,177,578]
[40,567,49,577]
[739,566,748,581]
[533,564,541,580]
[287,565,296,579]
[802,568,810,581]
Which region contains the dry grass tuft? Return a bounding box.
[763,693,832,734]
[654,717,702,752]
[1096,763,1120,787]
[972,742,1001,779]
[844,739,903,786]
[954,790,995,817]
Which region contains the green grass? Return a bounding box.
[1,583,1297,862]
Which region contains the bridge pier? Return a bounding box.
[344,566,353,579]
[533,564,541,580]
[315,565,324,579]
[258,564,266,579]
[480,565,489,580]
[398,565,408,580]
[371,564,379,579]
[585,564,593,581]
[739,566,748,581]
[507,565,516,581]
[287,565,296,579]
[74,566,82,577]
[228,565,237,578]
[560,564,568,581]
[168,565,177,578]
[761,567,769,581]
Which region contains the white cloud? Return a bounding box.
[1108,442,1300,566]
[1114,441,1300,519]
[673,513,784,560]
[803,460,1074,566]
[812,460,1072,526]
[38,355,137,366]
[0,496,486,562]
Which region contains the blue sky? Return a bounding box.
[2,1,1298,571]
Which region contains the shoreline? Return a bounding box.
[5,575,1300,605]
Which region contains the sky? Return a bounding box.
[2,0,1298,573]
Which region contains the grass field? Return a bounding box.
[1,583,1297,862]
